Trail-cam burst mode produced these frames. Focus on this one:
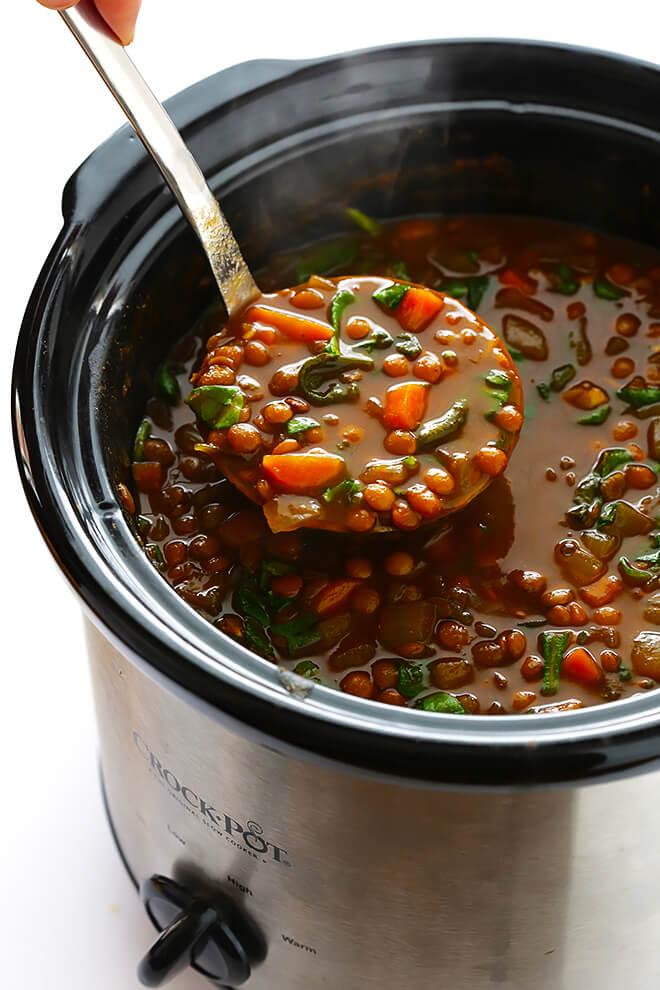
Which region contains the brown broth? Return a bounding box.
[127,214,660,715]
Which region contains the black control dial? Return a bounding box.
[138,875,265,987]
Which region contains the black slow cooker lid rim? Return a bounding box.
[61,37,660,227]
[14,39,660,787]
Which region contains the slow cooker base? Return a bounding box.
[100,770,139,892]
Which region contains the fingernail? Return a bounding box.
[36,1,79,9]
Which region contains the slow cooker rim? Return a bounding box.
[13,38,660,788]
[60,35,660,226]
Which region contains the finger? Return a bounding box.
[94,0,143,45]
[36,1,80,8]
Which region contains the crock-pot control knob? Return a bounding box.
[138,875,252,987]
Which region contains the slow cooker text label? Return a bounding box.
[133,731,291,866]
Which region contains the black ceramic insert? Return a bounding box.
[13,41,660,787]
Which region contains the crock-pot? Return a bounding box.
[13,40,660,990]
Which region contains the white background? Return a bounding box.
[3,1,660,987]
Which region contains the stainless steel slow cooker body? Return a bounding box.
[13,41,660,989]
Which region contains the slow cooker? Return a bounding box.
[12,40,660,989]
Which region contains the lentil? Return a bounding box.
[377,688,408,705]
[424,466,455,495]
[340,671,375,698]
[382,354,410,377]
[511,690,536,711]
[351,586,381,614]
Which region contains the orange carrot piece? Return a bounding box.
[262,448,345,492]
[396,287,444,333]
[562,647,604,686]
[561,382,609,410]
[498,268,538,296]
[383,382,429,431]
[313,579,360,616]
[244,305,333,342]
[579,574,623,608]
[117,483,135,514]
[132,461,164,492]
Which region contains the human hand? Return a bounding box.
[37,0,142,46]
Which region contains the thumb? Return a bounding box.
[94,0,142,45]
[36,0,143,46]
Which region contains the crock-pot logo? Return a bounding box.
[133,732,290,867]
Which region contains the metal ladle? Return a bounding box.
[60,0,260,317]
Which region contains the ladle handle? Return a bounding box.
[59,0,260,316]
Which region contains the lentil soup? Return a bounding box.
[124,214,660,715]
[186,274,522,534]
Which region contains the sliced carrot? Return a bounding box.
[313,579,360,616]
[382,382,429,431]
[244,305,333,342]
[579,573,623,608]
[132,461,165,492]
[396,287,444,333]
[262,448,345,492]
[561,647,604,686]
[498,268,538,296]
[561,381,609,410]
[117,483,135,514]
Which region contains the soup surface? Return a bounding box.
[124,214,660,715]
